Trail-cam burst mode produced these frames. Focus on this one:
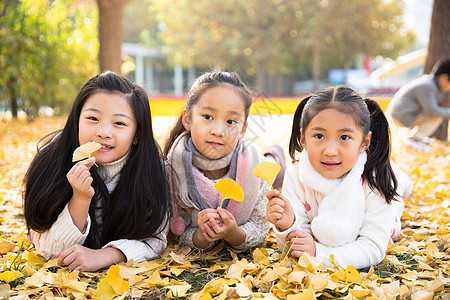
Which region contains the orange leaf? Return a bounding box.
[72,142,102,162]
[252,161,281,188]
[214,178,244,205]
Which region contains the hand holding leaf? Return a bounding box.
[214,178,244,208]
[252,161,281,188]
[72,142,102,162]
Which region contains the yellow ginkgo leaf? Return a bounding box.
[95,278,116,300]
[214,178,244,206]
[345,265,362,283]
[0,270,23,283]
[252,161,281,188]
[105,265,130,295]
[72,141,102,162]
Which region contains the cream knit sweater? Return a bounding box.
[32,154,168,263]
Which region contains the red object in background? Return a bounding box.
[364,56,371,75]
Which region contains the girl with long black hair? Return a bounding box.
[23,71,169,271]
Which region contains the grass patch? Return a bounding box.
[395,253,418,270]
[176,270,218,292]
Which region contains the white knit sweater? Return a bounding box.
[32,154,168,263]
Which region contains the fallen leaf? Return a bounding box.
[344,265,362,283]
[96,278,116,300]
[105,265,130,295]
[0,270,23,283]
[166,284,191,298]
[72,141,102,162]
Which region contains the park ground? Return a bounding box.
[0,99,448,299]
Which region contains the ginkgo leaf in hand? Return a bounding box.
[72,142,102,162]
[214,178,244,207]
[252,161,281,187]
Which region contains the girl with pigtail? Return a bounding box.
[266,85,412,269]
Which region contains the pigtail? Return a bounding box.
[289,95,311,161]
[163,113,186,159]
[363,98,398,203]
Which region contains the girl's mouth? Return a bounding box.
[208,142,223,147]
[322,162,340,169]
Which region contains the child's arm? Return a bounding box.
[66,157,96,232]
[56,245,126,272]
[102,219,169,263]
[313,192,394,269]
[31,158,96,259]
[56,218,170,271]
[268,164,312,251]
[222,181,270,250]
[31,203,91,260]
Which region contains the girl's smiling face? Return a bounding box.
[78,92,137,164]
[182,85,247,159]
[301,108,371,179]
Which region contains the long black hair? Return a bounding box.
[289,85,398,203]
[23,71,169,248]
[163,71,253,159]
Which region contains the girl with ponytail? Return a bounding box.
[267,85,412,269]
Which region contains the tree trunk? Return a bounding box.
[97,0,129,74]
[424,0,450,141]
[8,77,18,119]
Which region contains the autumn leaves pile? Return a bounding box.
[0,117,448,299]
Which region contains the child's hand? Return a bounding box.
[193,209,222,248]
[56,244,126,272]
[197,209,222,229]
[266,189,295,231]
[204,208,245,246]
[287,230,316,258]
[67,157,96,201]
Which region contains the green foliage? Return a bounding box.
[152,0,414,86]
[0,0,98,117]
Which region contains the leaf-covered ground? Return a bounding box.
[0,115,448,299]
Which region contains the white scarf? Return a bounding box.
[298,150,367,247]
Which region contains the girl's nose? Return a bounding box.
[323,141,338,156]
[210,123,225,136]
[96,125,112,139]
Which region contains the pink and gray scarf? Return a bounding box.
[168,131,262,235]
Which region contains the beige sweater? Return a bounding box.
[32,154,168,263]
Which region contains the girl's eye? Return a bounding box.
[227,119,237,125]
[115,121,126,126]
[203,115,212,120]
[340,135,350,141]
[314,134,324,139]
[87,116,98,121]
